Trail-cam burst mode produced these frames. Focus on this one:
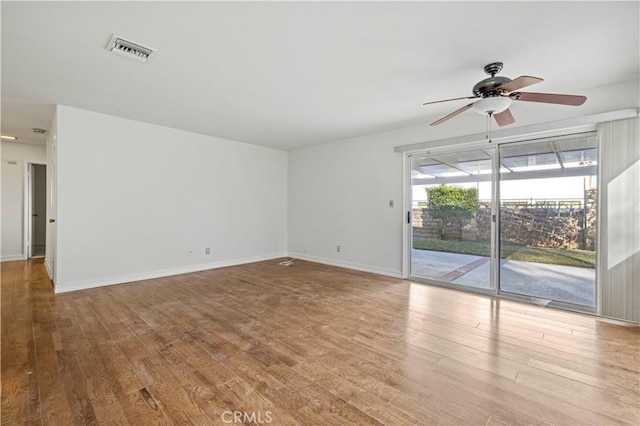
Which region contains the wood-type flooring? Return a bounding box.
[2,258,639,425]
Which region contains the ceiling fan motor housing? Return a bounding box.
[472,76,511,98]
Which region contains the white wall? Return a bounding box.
[288,132,405,276]
[288,78,639,278]
[54,105,287,292]
[1,141,46,261]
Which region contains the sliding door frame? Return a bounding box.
[403,126,600,313]
[494,135,599,314]
[406,142,498,297]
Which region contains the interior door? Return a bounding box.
[28,163,47,258]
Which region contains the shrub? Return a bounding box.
[426,185,479,239]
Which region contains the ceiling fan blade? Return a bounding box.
[423,96,477,106]
[497,76,543,93]
[494,108,515,127]
[430,103,474,126]
[511,91,587,106]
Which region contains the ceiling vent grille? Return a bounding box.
[106,34,156,62]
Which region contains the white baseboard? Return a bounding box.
[1,254,26,262]
[54,252,287,293]
[287,252,402,279]
[44,259,53,280]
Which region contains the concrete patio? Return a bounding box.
[411,249,595,307]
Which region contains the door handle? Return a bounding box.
[32,214,38,217]
[49,219,56,223]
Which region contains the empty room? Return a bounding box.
[1,1,639,425]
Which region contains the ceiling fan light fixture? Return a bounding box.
[473,96,512,115]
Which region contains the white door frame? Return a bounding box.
[402,153,412,278]
[402,129,600,311]
[403,142,499,294]
[24,161,47,259]
[46,136,57,283]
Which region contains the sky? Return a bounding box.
[413,175,596,204]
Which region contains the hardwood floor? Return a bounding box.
[2,258,639,425]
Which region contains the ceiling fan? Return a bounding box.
[423,62,587,127]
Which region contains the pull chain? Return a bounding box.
[487,112,493,143]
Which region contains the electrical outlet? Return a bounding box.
[389,200,394,207]
[336,245,341,252]
[205,247,211,255]
[188,249,193,256]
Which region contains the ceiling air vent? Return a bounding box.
[106,34,156,62]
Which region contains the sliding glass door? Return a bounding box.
[498,136,597,309]
[410,148,494,291]
[409,133,598,311]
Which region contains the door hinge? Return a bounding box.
[407,211,411,224]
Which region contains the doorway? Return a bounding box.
[410,147,495,292]
[28,163,47,258]
[409,133,598,312]
[497,136,597,309]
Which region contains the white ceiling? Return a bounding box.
[2,1,638,150]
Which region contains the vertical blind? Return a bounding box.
[597,117,640,323]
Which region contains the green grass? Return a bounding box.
[413,238,595,268]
